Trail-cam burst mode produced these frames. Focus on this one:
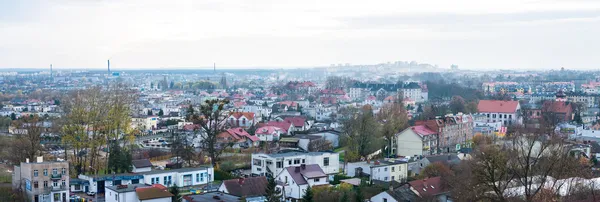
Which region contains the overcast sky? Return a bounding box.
[1,0,599,70]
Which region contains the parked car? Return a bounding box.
[86,191,96,196]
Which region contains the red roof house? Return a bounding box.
[477,100,520,113]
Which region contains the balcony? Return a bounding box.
[50,173,62,179]
[43,185,68,194]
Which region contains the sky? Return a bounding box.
[1,0,600,70]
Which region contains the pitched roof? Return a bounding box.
[542,101,572,114]
[285,164,327,185]
[255,126,283,135]
[284,117,306,127]
[408,177,446,196]
[222,177,268,197]
[229,112,255,120]
[410,125,437,137]
[132,159,152,169]
[136,187,174,200]
[224,127,259,142]
[477,100,519,113]
[261,121,293,132]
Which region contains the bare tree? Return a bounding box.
[308,139,333,152]
[377,102,409,157]
[10,115,44,164]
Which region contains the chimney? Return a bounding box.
[36,156,43,163]
[238,178,244,185]
[301,164,306,170]
[295,167,301,173]
[25,158,29,163]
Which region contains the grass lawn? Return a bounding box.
[339,152,345,162]
[334,147,346,152]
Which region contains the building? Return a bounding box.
[140,166,214,188]
[415,113,474,153]
[251,152,339,180]
[370,177,450,202]
[12,157,70,202]
[227,112,256,128]
[276,164,329,201]
[106,184,173,202]
[183,192,241,202]
[132,159,153,173]
[349,82,428,103]
[77,173,145,194]
[346,159,408,183]
[392,125,438,157]
[254,126,284,142]
[217,177,268,202]
[566,92,596,108]
[477,100,522,126]
[542,101,574,122]
[217,128,260,148]
[131,116,159,132]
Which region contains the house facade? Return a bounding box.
[346,159,409,183]
[227,112,256,128]
[415,113,474,153]
[12,157,70,202]
[393,125,438,157]
[478,100,522,126]
[251,152,339,180]
[140,167,214,188]
[276,164,329,201]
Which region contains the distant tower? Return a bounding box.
[50,64,53,78]
[214,63,216,73]
[220,73,227,89]
[107,60,111,74]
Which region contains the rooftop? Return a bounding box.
[183,192,241,202]
[138,166,211,175]
[106,184,150,193]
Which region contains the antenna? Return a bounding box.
[107,60,111,73]
[50,64,53,79]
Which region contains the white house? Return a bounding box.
[477,100,522,126]
[276,164,329,201]
[346,159,409,183]
[139,167,214,188]
[255,126,285,142]
[227,112,256,128]
[370,176,450,202]
[251,152,339,180]
[106,184,173,202]
[392,126,438,157]
[131,116,159,132]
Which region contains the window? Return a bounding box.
[34,181,38,188]
[384,167,388,171]
[294,159,300,164]
[392,176,395,180]
[43,181,48,188]
[196,174,200,182]
[165,176,169,185]
[34,170,38,177]
[276,161,283,168]
[302,159,305,164]
[504,114,507,119]
[199,174,203,182]
[151,178,155,184]
[314,178,320,182]
[53,181,58,187]
[34,195,39,202]
[384,177,388,181]
[487,113,490,118]
[43,169,48,176]
[392,167,395,172]
[52,168,57,175]
[115,194,118,201]
[285,176,288,183]
[509,115,512,119]
[156,177,160,184]
[492,114,496,118]
[168,176,173,185]
[384,198,388,202]
[61,168,66,175]
[323,157,329,166]
[253,159,262,166]
[62,180,66,186]
[288,160,292,165]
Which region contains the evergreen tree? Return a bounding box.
[265,177,281,202]
[340,191,349,202]
[302,186,314,202]
[169,184,181,202]
[10,113,16,120]
[355,186,364,202]
[158,109,164,116]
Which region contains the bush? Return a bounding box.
[214,169,235,181]
[331,174,352,185]
[219,161,236,172]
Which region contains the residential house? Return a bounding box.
[370,177,450,202]
[76,173,145,194]
[105,184,173,202]
[306,130,340,148]
[217,128,260,148]
[413,155,461,176]
[260,121,294,136]
[392,125,438,157]
[276,164,329,201]
[566,91,596,108]
[12,157,70,202]
[227,112,256,128]
[131,159,152,173]
[131,116,159,132]
[477,100,522,126]
[218,177,268,202]
[283,116,310,132]
[255,126,285,142]
[346,159,409,183]
[183,192,241,202]
[251,152,339,180]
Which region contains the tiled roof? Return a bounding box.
[410,125,437,136]
[284,117,306,127]
[477,100,519,113]
[542,101,572,114]
[222,177,268,197]
[230,112,255,120]
[408,176,446,196]
[225,127,259,142]
[261,121,292,132]
[136,187,174,200]
[255,126,283,135]
[285,164,326,185]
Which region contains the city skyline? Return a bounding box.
[1,0,600,70]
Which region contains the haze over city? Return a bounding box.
[1,0,600,70]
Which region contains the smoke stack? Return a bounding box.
[107,60,111,73]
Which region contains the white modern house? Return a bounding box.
[105,184,173,202]
[346,159,408,183]
[251,152,339,181]
[477,100,522,126]
[276,164,329,201]
[139,167,214,188]
[131,159,152,173]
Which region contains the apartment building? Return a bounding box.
[12,157,70,202]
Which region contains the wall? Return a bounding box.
[394,129,423,157]
[370,191,399,202]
